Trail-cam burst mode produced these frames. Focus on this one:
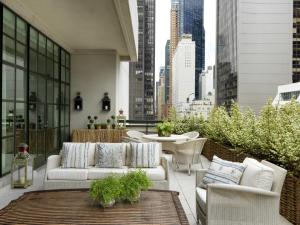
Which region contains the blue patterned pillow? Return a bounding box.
[201,156,246,188]
[95,143,124,168]
[130,142,160,168]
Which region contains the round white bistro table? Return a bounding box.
[143,134,188,142]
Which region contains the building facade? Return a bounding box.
[293,0,300,82]
[182,0,205,99]
[157,67,166,120]
[216,0,293,113]
[200,66,215,100]
[273,82,300,106]
[172,35,195,109]
[129,0,155,120]
[165,40,170,104]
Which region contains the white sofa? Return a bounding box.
[44,143,169,190]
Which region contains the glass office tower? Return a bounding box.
[165,40,170,103]
[182,0,205,99]
[129,0,155,120]
[1,6,70,176]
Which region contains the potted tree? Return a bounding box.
[111,115,116,129]
[157,122,174,137]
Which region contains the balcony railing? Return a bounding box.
[125,120,162,134]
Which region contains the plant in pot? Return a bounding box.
[94,116,100,129]
[90,175,121,207]
[120,170,152,203]
[100,123,107,129]
[157,121,174,137]
[107,119,111,129]
[87,116,94,129]
[111,115,116,129]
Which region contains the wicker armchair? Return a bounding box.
[173,138,207,175]
[195,160,287,225]
[182,131,199,140]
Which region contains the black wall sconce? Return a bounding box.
[74,92,83,111]
[101,92,111,112]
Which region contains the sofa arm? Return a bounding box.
[161,156,169,181]
[44,155,61,181]
[206,183,280,225]
[195,169,207,187]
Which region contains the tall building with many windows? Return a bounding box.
[129,0,155,120]
[293,0,300,82]
[182,0,205,99]
[165,40,170,103]
[216,0,293,113]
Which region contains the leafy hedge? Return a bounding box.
[170,100,300,177]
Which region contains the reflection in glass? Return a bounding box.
[38,34,46,55]
[54,62,59,79]
[47,58,53,77]
[29,73,37,98]
[47,80,54,103]
[30,27,38,50]
[61,66,65,82]
[15,103,26,148]
[16,69,26,101]
[38,77,46,103]
[16,43,26,67]
[54,104,59,127]
[38,54,46,74]
[61,50,65,66]
[54,44,59,61]
[2,137,14,174]
[2,65,15,100]
[54,82,59,105]
[16,18,27,44]
[3,8,15,37]
[47,105,54,128]
[65,85,70,104]
[29,50,37,72]
[2,102,14,137]
[66,69,70,83]
[3,35,15,63]
[47,40,53,58]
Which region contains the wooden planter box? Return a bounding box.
[202,139,300,225]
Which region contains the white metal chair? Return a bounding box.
[173,138,207,175]
[182,131,199,140]
[195,160,287,225]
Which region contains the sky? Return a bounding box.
[155,0,217,81]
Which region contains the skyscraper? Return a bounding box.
[216,0,292,113]
[129,0,155,120]
[182,0,205,99]
[165,40,170,103]
[293,0,300,82]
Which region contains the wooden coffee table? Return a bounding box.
[0,189,189,225]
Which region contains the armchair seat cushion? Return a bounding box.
[196,187,207,214]
[48,168,88,180]
[87,167,128,180]
[129,166,165,181]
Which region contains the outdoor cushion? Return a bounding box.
[61,143,89,169]
[129,142,160,168]
[240,158,274,191]
[87,143,96,166]
[87,167,128,180]
[196,187,207,214]
[95,143,124,168]
[201,155,246,188]
[129,166,165,181]
[48,168,88,180]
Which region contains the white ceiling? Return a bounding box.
[1,0,137,60]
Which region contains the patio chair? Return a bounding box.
[195,160,287,225]
[182,131,199,140]
[173,138,207,175]
[123,130,149,143]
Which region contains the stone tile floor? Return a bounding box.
[0,155,292,225]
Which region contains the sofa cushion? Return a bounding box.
[95,143,124,168]
[201,156,246,188]
[87,167,128,180]
[129,142,161,168]
[87,143,96,166]
[196,187,207,214]
[129,166,165,181]
[48,168,88,180]
[240,158,274,191]
[61,143,89,169]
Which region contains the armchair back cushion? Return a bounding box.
[240,158,274,191]
[201,155,246,188]
[95,143,125,168]
[61,143,89,169]
[129,142,161,168]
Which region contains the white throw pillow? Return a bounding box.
[240,158,274,191]
[95,143,124,168]
[130,142,160,168]
[61,142,89,169]
[201,156,246,188]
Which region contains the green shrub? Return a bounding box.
[120,170,152,203]
[90,175,121,207]
[157,121,174,137]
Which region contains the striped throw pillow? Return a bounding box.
[95,143,124,168]
[201,156,246,188]
[61,143,89,169]
[130,142,160,168]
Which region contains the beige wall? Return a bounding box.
[71,50,119,131]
